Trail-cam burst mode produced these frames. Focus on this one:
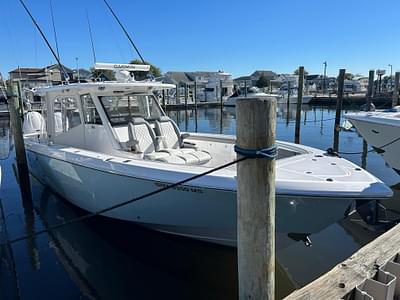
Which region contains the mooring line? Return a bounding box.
[2,157,247,246]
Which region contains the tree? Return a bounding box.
[294,68,309,76]
[90,68,116,81]
[256,74,269,88]
[129,59,161,81]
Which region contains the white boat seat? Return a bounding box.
[155,116,212,164]
[127,117,158,154]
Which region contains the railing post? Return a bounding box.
[333,69,346,152]
[236,96,276,300]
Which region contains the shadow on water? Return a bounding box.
[1,102,400,299]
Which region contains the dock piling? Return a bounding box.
[366,70,374,111]
[294,66,304,144]
[6,85,31,201]
[333,69,345,152]
[236,96,276,300]
[392,72,400,107]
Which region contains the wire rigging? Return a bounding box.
[102,0,146,63]
[18,0,69,82]
[86,10,97,64]
[49,0,60,61]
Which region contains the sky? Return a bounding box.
[1,0,400,79]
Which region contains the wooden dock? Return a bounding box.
[284,223,400,299]
[310,93,393,107]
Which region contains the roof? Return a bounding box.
[251,70,277,78]
[9,67,43,74]
[164,72,193,84]
[233,75,252,81]
[9,64,73,75]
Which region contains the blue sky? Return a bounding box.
[1,0,400,78]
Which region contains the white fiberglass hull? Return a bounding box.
[277,95,313,104]
[346,112,400,174]
[25,138,392,247]
[27,149,353,246]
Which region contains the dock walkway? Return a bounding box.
[284,223,400,299]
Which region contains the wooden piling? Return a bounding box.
[162,89,166,111]
[365,70,374,111]
[294,66,304,144]
[184,83,188,107]
[236,97,276,300]
[194,81,198,108]
[6,85,31,201]
[244,81,248,97]
[175,84,180,105]
[287,81,291,104]
[333,69,345,152]
[220,80,223,106]
[392,72,400,107]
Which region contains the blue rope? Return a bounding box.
[234,144,277,160]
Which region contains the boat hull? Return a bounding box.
[346,117,400,172]
[27,149,357,246]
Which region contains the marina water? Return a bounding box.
[0,104,399,299]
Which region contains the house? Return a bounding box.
[0,72,6,102]
[234,70,277,87]
[355,76,369,92]
[162,71,234,101]
[9,64,74,90]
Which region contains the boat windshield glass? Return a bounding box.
[99,94,162,125]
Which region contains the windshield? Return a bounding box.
[99,94,163,125]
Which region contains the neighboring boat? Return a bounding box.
[345,107,400,174]
[276,93,313,105]
[223,87,275,106]
[23,64,393,247]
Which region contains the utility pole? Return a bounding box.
[76,57,80,82]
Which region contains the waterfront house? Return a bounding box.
[162,71,234,102]
[9,64,74,90]
[234,70,277,88]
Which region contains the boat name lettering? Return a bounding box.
[154,182,203,194]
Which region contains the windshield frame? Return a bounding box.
[98,92,164,126]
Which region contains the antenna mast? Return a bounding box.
[102,0,146,64]
[18,0,69,83]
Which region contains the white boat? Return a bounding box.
[276,92,313,104]
[345,107,400,174]
[223,87,275,106]
[23,64,393,246]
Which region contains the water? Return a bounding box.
[0,104,399,299]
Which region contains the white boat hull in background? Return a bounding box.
[345,112,400,174]
[277,95,313,104]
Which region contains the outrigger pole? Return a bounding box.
[18,0,70,83]
[102,0,146,64]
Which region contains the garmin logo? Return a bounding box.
[114,64,135,69]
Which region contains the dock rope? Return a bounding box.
[1,156,249,246]
[326,136,400,156]
[234,145,277,159]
